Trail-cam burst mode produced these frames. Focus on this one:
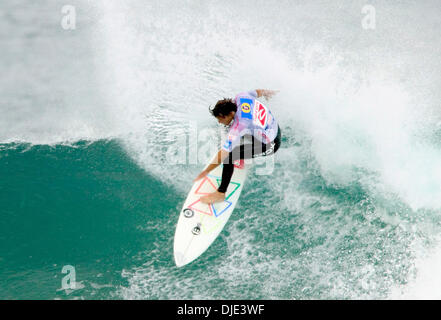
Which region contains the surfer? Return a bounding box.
[194,89,281,204]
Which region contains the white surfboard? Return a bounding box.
[173,158,248,267]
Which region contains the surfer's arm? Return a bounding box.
[256,89,279,100]
[194,149,229,182]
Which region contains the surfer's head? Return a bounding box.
[209,98,237,126]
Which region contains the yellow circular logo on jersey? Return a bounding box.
[241,103,251,113]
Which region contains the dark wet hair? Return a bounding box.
[209,98,237,118]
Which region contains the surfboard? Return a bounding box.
[173,158,248,267]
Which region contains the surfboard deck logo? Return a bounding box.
[173,158,248,267]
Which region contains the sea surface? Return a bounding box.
[2,0,441,299]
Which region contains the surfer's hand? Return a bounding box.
[194,170,208,182]
[263,90,279,100]
[256,89,279,100]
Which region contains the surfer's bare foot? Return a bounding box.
[200,191,225,204]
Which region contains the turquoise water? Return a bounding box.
[1,138,440,300]
[0,140,181,299]
[3,0,441,299]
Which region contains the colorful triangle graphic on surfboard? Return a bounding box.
[188,198,233,218]
[195,176,218,195]
[211,200,232,217]
[189,175,237,217]
[215,179,241,201]
[234,159,245,169]
[188,198,214,216]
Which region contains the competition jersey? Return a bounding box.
[222,90,279,152]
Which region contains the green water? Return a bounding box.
[0,140,180,299]
[3,0,441,300]
[2,139,439,299]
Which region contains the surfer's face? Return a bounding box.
[216,112,235,126]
